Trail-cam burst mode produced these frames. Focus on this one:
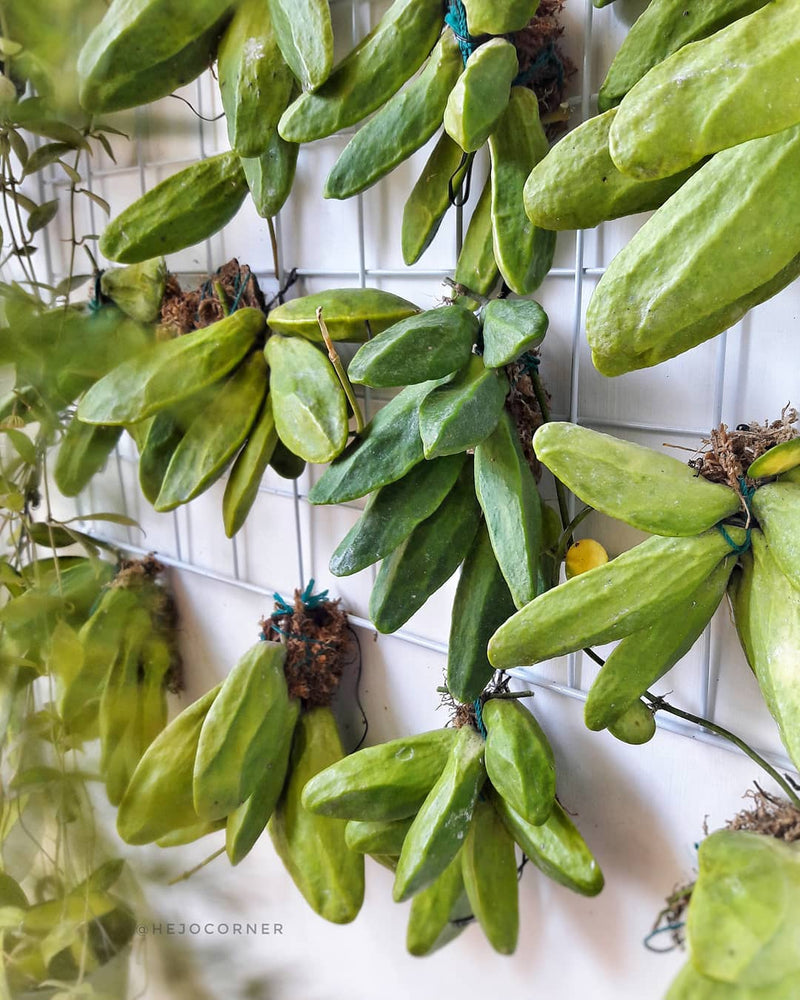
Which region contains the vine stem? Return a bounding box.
[581,647,800,809]
[317,307,365,434]
[643,691,800,811]
[168,846,226,886]
[267,216,280,284]
[530,368,571,533]
[436,686,533,701]
[213,280,230,317]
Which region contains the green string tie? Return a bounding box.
[716,476,756,555]
[643,922,685,953]
[88,270,105,313]
[512,40,565,90]
[473,698,487,739]
[261,578,330,639]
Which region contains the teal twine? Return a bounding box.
[263,578,331,639]
[473,698,487,738]
[717,522,751,555]
[514,350,541,379]
[513,41,565,91]
[88,271,105,313]
[716,476,756,555]
[521,351,540,372]
[445,0,476,64]
[228,269,251,313]
[739,475,757,510]
[643,923,685,953]
[195,267,250,324]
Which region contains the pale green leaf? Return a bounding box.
[78,189,109,215]
[689,830,800,987]
[0,38,23,56]
[3,426,36,463]
[62,511,140,529]
[0,904,25,930]
[59,160,81,185]
[22,141,74,176]
[41,921,83,966]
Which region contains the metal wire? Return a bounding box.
[42,0,770,764]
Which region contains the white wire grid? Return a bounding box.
[34,0,798,773]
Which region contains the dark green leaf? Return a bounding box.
[81,859,126,893]
[23,142,74,176]
[27,199,59,233]
[23,120,89,150]
[27,522,77,548]
[94,133,116,163]
[92,123,128,138]
[7,129,28,167]
[53,274,91,297]
[5,188,37,213]
[59,160,81,184]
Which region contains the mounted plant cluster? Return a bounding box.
[75,0,573,301]
[1,0,800,997]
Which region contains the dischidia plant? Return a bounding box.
[489,413,800,771]
[4,0,800,994]
[527,0,800,375]
[0,12,194,996]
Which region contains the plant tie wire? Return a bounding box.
[473,698,487,738]
[643,922,685,954]
[228,268,251,313]
[88,270,105,312]
[260,578,330,639]
[716,476,756,554]
[445,0,477,64]
[508,350,541,387]
[513,41,565,91]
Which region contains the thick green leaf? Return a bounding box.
[265,335,348,464]
[419,356,508,459]
[308,381,439,505]
[689,830,800,987]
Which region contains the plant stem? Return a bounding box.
[553,505,593,567]
[530,368,571,533]
[317,307,365,434]
[436,686,533,701]
[583,645,800,806]
[214,280,230,317]
[642,691,800,810]
[168,846,226,885]
[267,216,280,283]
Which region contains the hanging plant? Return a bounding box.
[303,676,603,956]
[488,411,800,771]
[531,0,800,374]
[653,790,800,998]
[114,583,368,925]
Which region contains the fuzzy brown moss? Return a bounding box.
[261,591,353,708]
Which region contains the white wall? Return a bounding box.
[45,1,800,997]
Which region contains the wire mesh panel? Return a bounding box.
[42,0,800,775]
